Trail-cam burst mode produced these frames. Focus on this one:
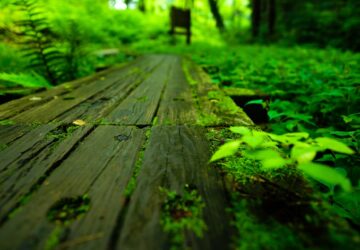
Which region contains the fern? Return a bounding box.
[0,72,50,88]
[13,0,63,85]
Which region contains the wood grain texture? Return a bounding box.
[0,63,130,121]
[117,126,231,250]
[105,55,172,125]
[0,124,93,221]
[0,55,242,250]
[0,126,144,250]
[157,57,197,125]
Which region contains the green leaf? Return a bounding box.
[210,140,241,162]
[245,99,263,106]
[0,72,51,88]
[268,110,285,121]
[241,134,265,148]
[230,126,250,135]
[284,132,310,140]
[298,162,352,192]
[291,145,317,163]
[246,149,282,160]
[342,115,353,124]
[315,137,355,154]
[262,157,287,169]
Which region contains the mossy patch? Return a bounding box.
[46,124,79,140]
[0,119,15,125]
[47,195,90,225]
[160,185,207,250]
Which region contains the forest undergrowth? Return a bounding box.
[192,44,360,249]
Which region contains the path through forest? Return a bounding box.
[0,55,254,250]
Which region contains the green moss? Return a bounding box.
[0,144,7,151]
[0,119,15,125]
[47,195,90,225]
[197,113,222,126]
[207,90,239,115]
[160,185,207,250]
[44,226,63,250]
[46,124,79,140]
[136,96,148,102]
[231,199,303,250]
[182,59,197,86]
[124,127,151,197]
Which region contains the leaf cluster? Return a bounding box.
[211,126,355,193]
[13,0,63,85]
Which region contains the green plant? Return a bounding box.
[47,195,90,225]
[0,72,50,88]
[13,0,63,84]
[211,126,355,193]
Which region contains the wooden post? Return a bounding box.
[170,6,191,45]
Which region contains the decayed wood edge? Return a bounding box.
[0,126,144,250]
[182,57,254,127]
[157,57,197,125]
[116,125,231,250]
[105,55,172,126]
[0,61,134,120]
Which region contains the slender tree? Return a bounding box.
[208,0,226,32]
[251,0,262,38]
[268,0,276,37]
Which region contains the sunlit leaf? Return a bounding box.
[315,137,355,154]
[230,126,250,135]
[262,157,287,169]
[245,99,263,106]
[246,149,282,160]
[298,162,352,192]
[72,119,86,126]
[284,132,309,140]
[291,145,317,163]
[0,72,51,88]
[210,140,241,162]
[241,134,265,148]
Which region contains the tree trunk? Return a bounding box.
[138,0,146,12]
[251,0,262,38]
[208,0,225,32]
[268,0,276,37]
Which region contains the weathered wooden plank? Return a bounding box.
[0,56,162,221]
[117,126,231,250]
[105,56,173,125]
[0,126,144,250]
[183,58,253,126]
[9,58,151,124]
[0,64,129,120]
[57,127,146,250]
[0,55,158,170]
[0,124,57,171]
[157,57,197,125]
[0,124,93,221]
[0,124,33,147]
[52,56,162,124]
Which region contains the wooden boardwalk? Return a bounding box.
[0,55,253,250]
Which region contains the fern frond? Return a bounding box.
[0,72,51,88]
